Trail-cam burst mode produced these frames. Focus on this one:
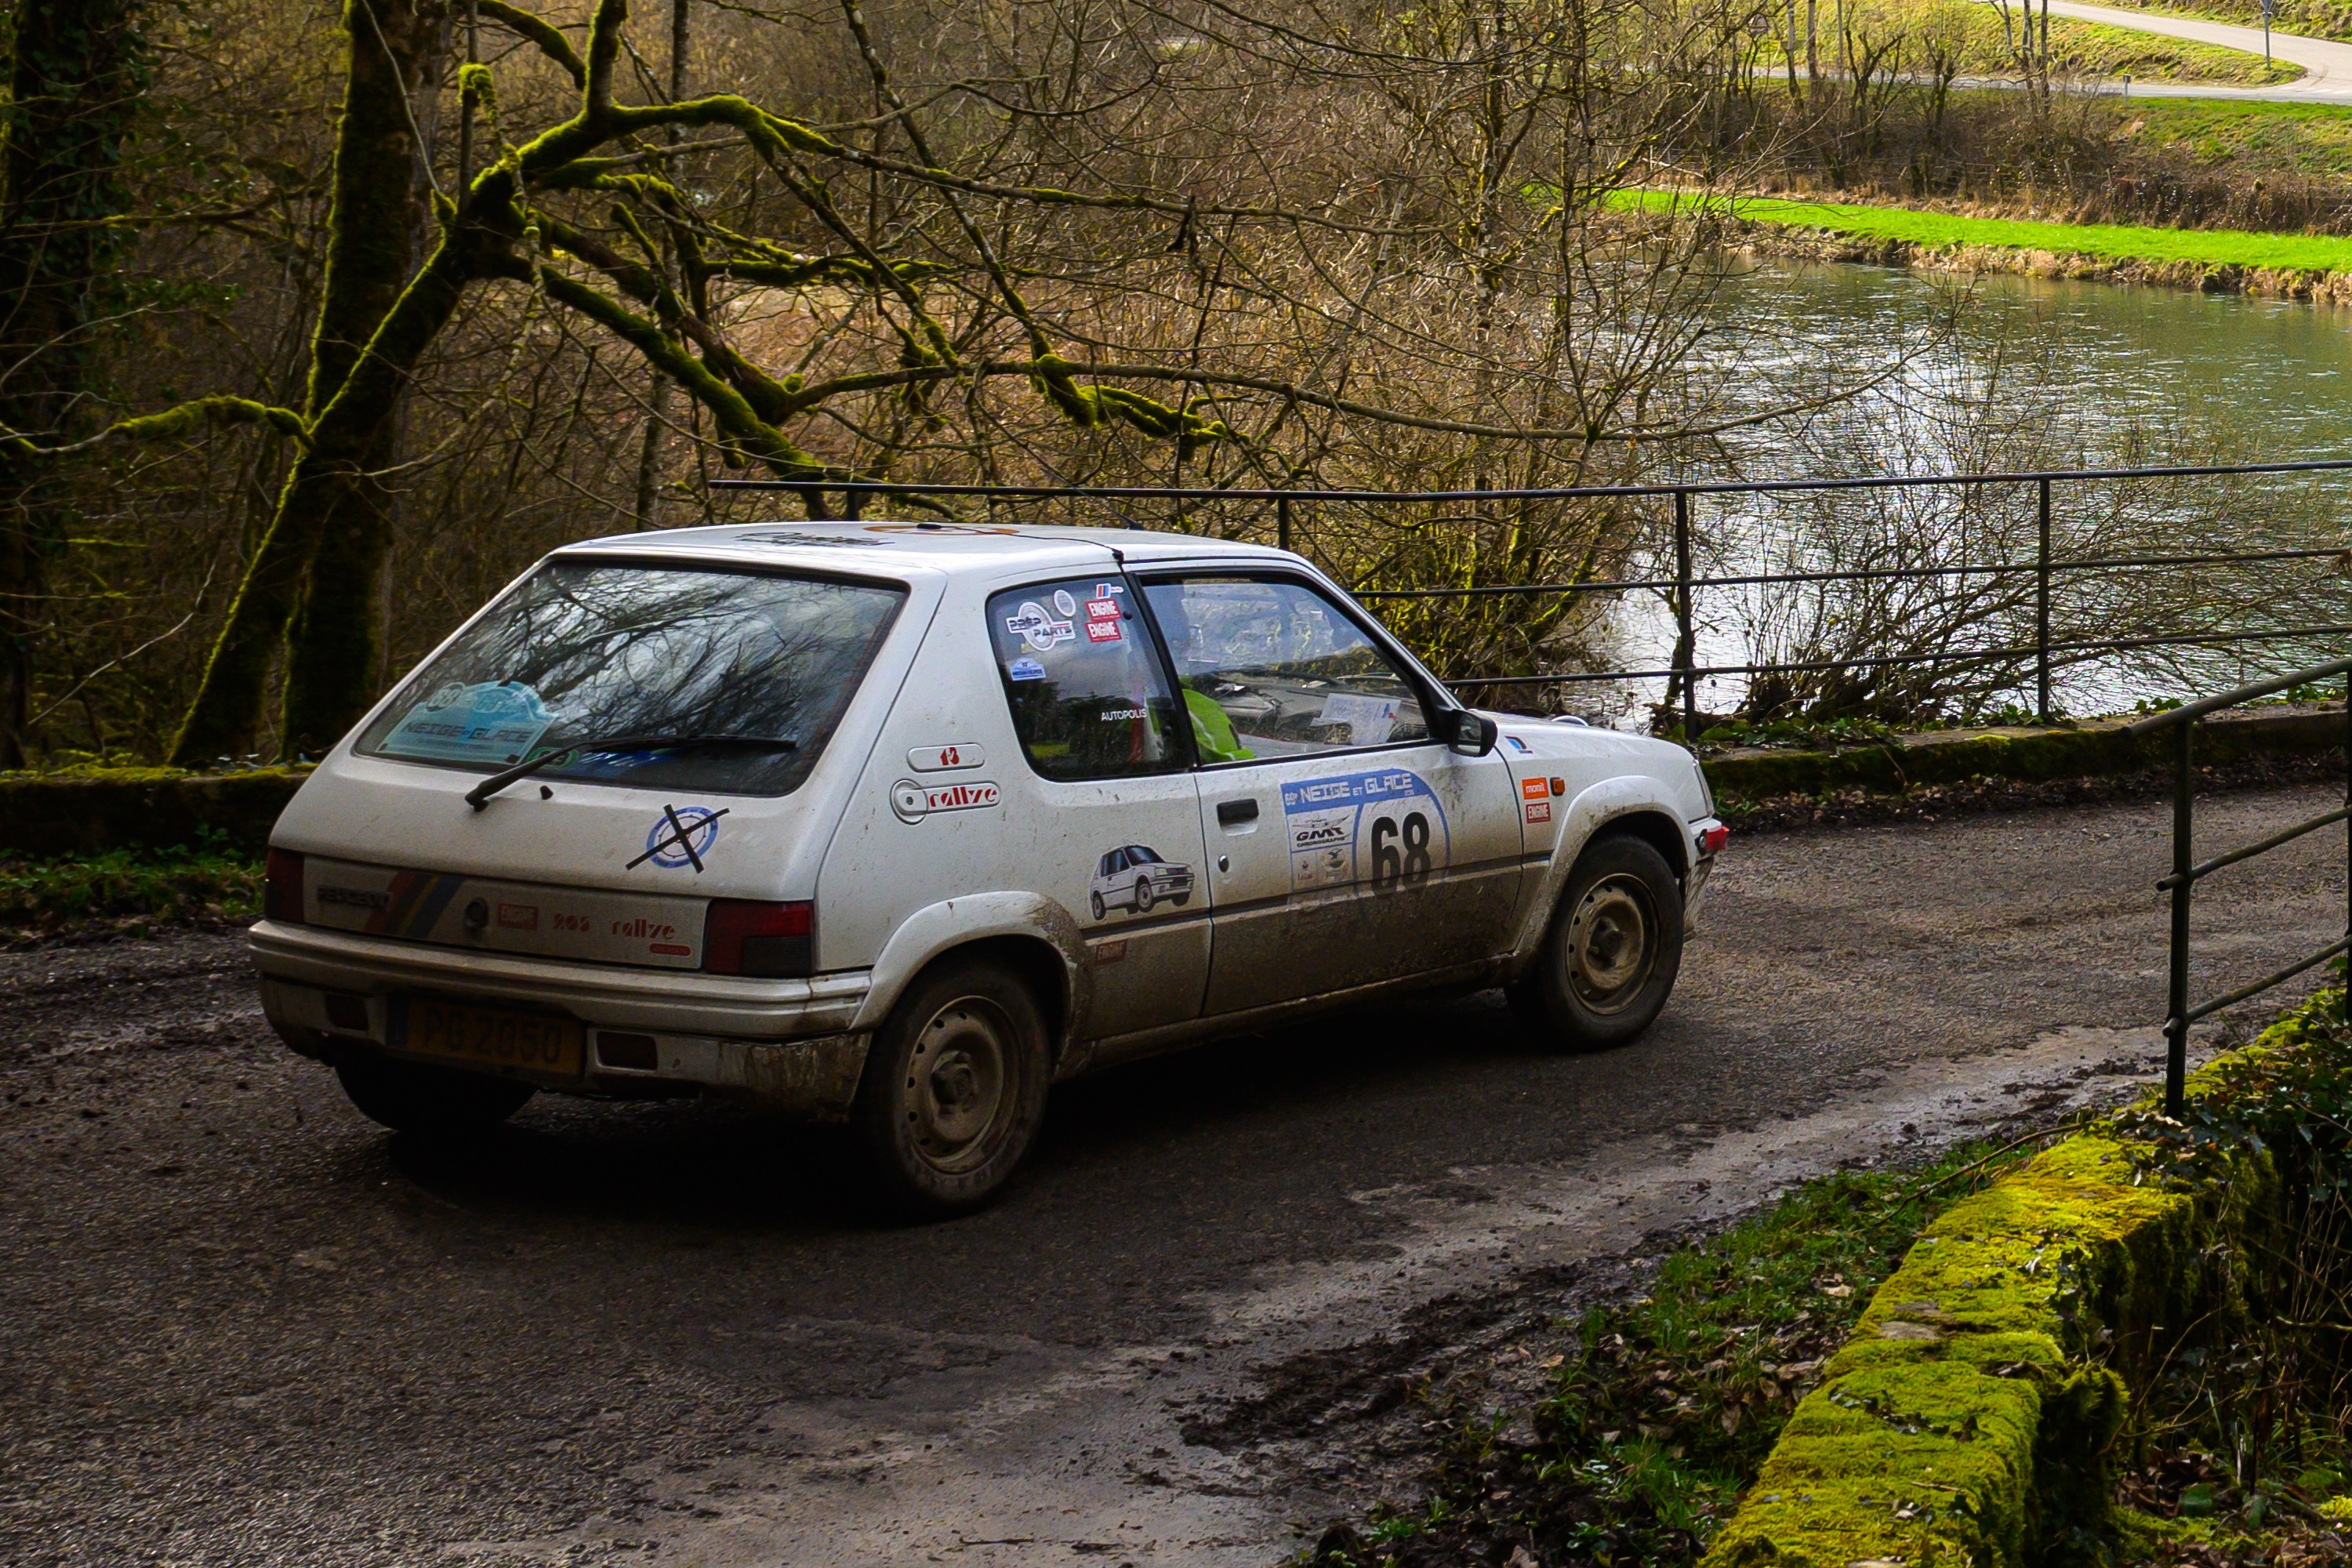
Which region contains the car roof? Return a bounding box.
[553,519,1300,577]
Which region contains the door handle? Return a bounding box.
[1216,797,1259,826]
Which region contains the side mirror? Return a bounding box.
[1442,708,1500,757]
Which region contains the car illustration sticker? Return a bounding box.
[1086,844,1196,922]
[1281,768,1450,894]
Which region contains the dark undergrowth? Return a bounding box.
[0,834,261,943]
[2105,993,2352,1566]
[1291,1138,2045,1568]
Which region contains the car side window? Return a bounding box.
[987,578,1186,781]
[1139,577,1429,761]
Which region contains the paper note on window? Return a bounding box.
[1318,692,1401,746]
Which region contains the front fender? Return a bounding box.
[1508,777,1695,965]
[850,891,1093,1045]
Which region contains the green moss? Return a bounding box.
[1704,1004,2325,1568]
[0,764,307,855]
[1701,706,2341,805]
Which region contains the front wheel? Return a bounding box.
[851,958,1051,1218]
[1133,877,1154,914]
[1506,835,1684,1051]
[334,1053,535,1139]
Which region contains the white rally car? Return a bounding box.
[252,521,1726,1215]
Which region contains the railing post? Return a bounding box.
[1675,489,1697,744]
[2167,718,2194,1118]
[2036,477,2053,724]
[1278,495,1292,554]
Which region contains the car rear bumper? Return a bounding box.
[249,920,872,1117]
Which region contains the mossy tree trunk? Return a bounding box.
[0,0,151,768]
[168,0,448,766]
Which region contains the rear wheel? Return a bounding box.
[851,958,1051,1218]
[334,1053,535,1138]
[1506,835,1684,1051]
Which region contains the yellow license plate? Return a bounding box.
[401,999,583,1076]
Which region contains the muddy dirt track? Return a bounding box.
[2,786,2345,1567]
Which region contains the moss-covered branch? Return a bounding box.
[474,0,584,85]
[1,395,307,458]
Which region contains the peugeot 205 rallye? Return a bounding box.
[252,520,1727,1215]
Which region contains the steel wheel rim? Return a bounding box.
[903,995,1017,1174]
[1565,873,1657,1014]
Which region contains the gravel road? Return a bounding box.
[2,785,2343,1567]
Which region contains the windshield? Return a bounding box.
[354,561,906,795]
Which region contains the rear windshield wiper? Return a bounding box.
[463,733,798,811]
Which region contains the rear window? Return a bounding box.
[354,561,905,795]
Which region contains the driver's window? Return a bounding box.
[1140,577,1428,761]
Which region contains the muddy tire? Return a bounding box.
[851,957,1051,1219]
[334,1053,535,1138]
[1505,835,1683,1051]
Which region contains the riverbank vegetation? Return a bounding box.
[1622,190,2352,267]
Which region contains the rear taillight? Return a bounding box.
[702,899,814,978]
[264,848,305,923]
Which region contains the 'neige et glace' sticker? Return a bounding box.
[1281,768,1450,894]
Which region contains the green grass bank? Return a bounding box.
[1617,187,2352,272]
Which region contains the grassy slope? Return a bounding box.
[1617,187,2352,268]
[2117,93,2352,175]
[2078,0,2352,42]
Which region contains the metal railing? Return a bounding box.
[2127,659,2352,1116]
[712,459,2352,735]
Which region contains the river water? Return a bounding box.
[1577,256,2352,728]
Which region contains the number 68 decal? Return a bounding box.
[1368,810,1435,891]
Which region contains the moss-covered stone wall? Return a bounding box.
[1702,705,2343,806]
[0,767,309,855]
[1700,1022,2306,1568]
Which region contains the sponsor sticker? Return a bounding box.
[1084,617,1124,643]
[1280,768,1451,893]
[496,902,539,931]
[377,679,556,765]
[1524,800,1554,825]
[629,804,728,873]
[909,742,985,772]
[1009,656,1046,681]
[1054,589,1079,616]
[1004,600,1075,652]
[891,778,1002,822]
[1521,776,1551,801]
[1086,597,1121,622]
